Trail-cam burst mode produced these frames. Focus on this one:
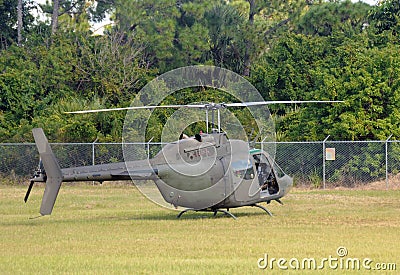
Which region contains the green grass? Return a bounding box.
[1,184,399,274]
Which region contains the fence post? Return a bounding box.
[385,135,392,190]
[206,109,209,134]
[92,138,98,166]
[322,135,330,189]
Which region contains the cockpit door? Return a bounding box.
[232,157,257,202]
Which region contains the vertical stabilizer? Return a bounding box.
[32,128,63,216]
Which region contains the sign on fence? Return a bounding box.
[325,148,336,161]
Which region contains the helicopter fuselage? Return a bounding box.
[148,133,293,211]
[28,129,292,217]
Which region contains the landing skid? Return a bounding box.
[177,204,273,219]
[177,208,237,220]
[251,204,273,216]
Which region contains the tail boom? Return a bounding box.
[27,128,156,216]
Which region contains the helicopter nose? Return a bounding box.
[279,175,293,196]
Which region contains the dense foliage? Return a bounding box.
[1,0,400,143]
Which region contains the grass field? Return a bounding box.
[1,184,399,274]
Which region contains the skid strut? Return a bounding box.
[251,204,273,216]
[177,208,237,220]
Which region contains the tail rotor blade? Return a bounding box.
[24,181,35,203]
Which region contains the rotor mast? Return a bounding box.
[203,103,226,134]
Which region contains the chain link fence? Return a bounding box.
[1,140,400,188]
[260,140,400,189]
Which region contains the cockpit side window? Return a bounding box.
[232,159,254,180]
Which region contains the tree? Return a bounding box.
[51,0,59,34]
[0,24,148,142]
[251,30,400,141]
[240,0,308,76]
[17,0,22,45]
[203,4,247,73]
[0,0,34,48]
[0,0,18,48]
[88,0,115,23]
[368,0,400,35]
[295,0,370,37]
[114,0,180,71]
[40,0,97,35]
[73,32,149,105]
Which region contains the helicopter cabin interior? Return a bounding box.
[232,149,280,196]
[251,150,279,196]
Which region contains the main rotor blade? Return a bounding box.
[65,100,343,114]
[65,104,207,114]
[225,100,343,107]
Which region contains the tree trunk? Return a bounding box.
[17,0,23,46]
[243,0,256,77]
[51,0,60,35]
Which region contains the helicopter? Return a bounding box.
[24,100,341,219]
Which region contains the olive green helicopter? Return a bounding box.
[24,101,341,219]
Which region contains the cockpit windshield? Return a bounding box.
[232,159,254,180]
